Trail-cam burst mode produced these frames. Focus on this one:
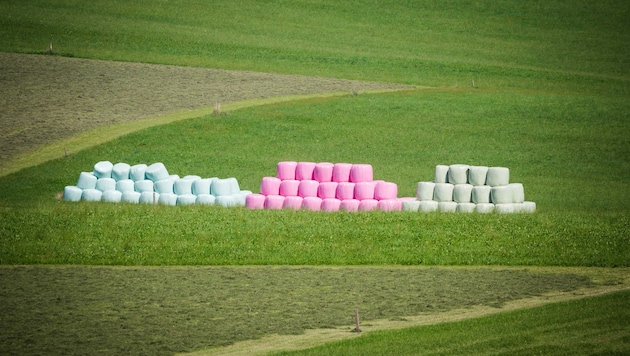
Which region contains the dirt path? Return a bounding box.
[0,52,411,173]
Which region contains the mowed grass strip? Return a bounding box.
[0,266,595,356]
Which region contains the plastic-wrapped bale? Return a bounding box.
[102,190,122,203]
[358,199,379,212]
[416,182,435,201]
[298,180,319,198]
[261,177,281,196]
[340,199,360,212]
[448,164,469,185]
[418,200,439,213]
[453,184,473,203]
[177,194,197,206]
[354,181,377,200]
[510,183,525,203]
[216,195,239,208]
[490,185,513,204]
[277,161,297,180]
[112,162,130,181]
[302,196,323,211]
[174,178,194,195]
[313,162,334,183]
[264,195,285,210]
[154,178,174,194]
[332,163,352,183]
[212,178,240,196]
[169,174,180,181]
[192,178,215,195]
[472,185,492,204]
[378,199,401,212]
[82,188,102,202]
[139,191,159,204]
[434,165,449,183]
[130,164,147,181]
[350,164,373,183]
[336,182,355,200]
[64,186,83,202]
[245,194,265,209]
[282,196,303,210]
[438,201,457,213]
[95,178,116,192]
[159,192,178,206]
[134,179,154,193]
[197,194,216,206]
[402,200,420,212]
[77,172,97,190]
[121,191,141,204]
[234,191,251,206]
[145,162,170,182]
[475,203,495,214]
[183,175,202,181]
[468,166,488,186]
[486,167,509,187]
[279,180,300,197]
[295,162,316,181]
[522,201,536,213]
[374,181,398,201]
[456,202,476,213]
[433,183,454,202]
[116,179,135,193]
[93,161,113,179]
[321,198,341,212]
[318,182,338,199]
[495,203,520,214]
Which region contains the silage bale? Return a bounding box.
[177,194,197,206]
[448,164,469,185]
[402,200,420,212]
[216,195,239,208]
[234,191,252,207]
[93,161,113,179]
[102,190,122,203]
[456,202,476,213]
[192,178,215,195]
[261,177,281,196]
[197,194,216,206]
[438,201,457,213]
[77,172,97,190]
[378,199,401,212]
[521,201,536,213]
[434,165,449,183]
[433,183,454,202]
[350,164,373,183]
[486,167,509,187]
[336,182,355,200]
[112,162,130,181]
[139,191,159,204]
[64,186,83,202]
[115,179,135,193]
[510,183,525,203]
[282,195,304,210]
[145,162,170,182]
[134,179,154,193]
[95,178,116,192]
[81,188,102,202]
[354,181,377,200]
[453,184,473,203]
[212,177,240,196]
[313,162,334,183]
[468,166,489,186]
[340,199,360,212]
[264,195,285,210]
[418,200,439,213]
[318,181,338,199]
[295,162,316,181]
[490,185,513,204]
[129,164,148,181]
[358,199,379,212]
[174,178,194,195]
[246,194,265,209]
[321,198,342,212]
[298,180,319,198]
[158,192,178,206]
[277,161,298,180]
[154,178,174,194]
[472,185,492,204]
[332,163,352,183]
[121,191,141,204]
[301,196,323,211]
[495,203,518,214]
[374,181,398,201]
[279,179,300,197]
[474,203,495,214]
[416,182,435,201]
[183,175,202,181]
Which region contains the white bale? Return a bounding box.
[139,191,159,204]
[234,190,252,206]
[63,186,83,202]
[472,185,492,204]
[433,183,454,202]
[402,200,420,212]
[102,190,122,203]
[475,203,495,214]
[192,178,214,195]
[468,166,489,186]
[81,188,102,202]
[77,172,97,190]
[93,161,113,179]
[154,178,174,194]
[486,167,509,186]
[453,184,473,203]
[196,194,216,205]
[418,200,439,213]
[158,192,178,206]
[112,162,130,181]
[416,182,435,201]
[169,174,180,180]
[456,203,476,213]
[145,162,170,182]
[216,195,239,208]
[134,179,154,193]
[183,175,201,181]
[510,183,525,203]
[491,185,513,204]
[521,201,537,213]
[212,177,240,196]
[434,165,449,183]
[95,178,116,192]
[174,178,194,195]
[495,203,518,214]
[129,164,147,181]
[438,201,457,213]
[115,179,135,192]
[177,194,197,206]
[448,164,469,184]
[121,191,141,204]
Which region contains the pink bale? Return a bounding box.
[321,198,341,212]
[318,181,338,199]
[358,199,379,211]
[354,181,377,200]
[332,163,352,182]
[279,179,300,196]
[298,180,319,197]
[313,162,334,183]
[260,176,281,196]
[295,162,316,181]
[302,196,323,211]
[350,164,373,183]
[374,181,398,200]
[339,199,360,212]
[277,161,297,180]
[282,196,303,210]
[264,195,285,210]
[336,182,356,200]
[246,193,266,209]
[378,199,402,212]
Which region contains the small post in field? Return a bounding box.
[354,308,361,333]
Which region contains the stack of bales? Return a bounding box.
[404,164,536,213]
[246,161,412,212]
[63,161,251,207]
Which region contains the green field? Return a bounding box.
[1,0,629,355]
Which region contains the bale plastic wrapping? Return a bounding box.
[416,182,435,201]
[64,186,83,202]
[402,200,420,212]
[279,180,300,197]
[302,196,323,211]
[95,178,116,192]
[112,162,130,181]
[313,162,334,183]
[354,181,377,200]
[434,165,449,183]
[174,178,194,195]
[468,166,488,186]
[129,164,147,181]
[102,190,122,203]
[158,192,178,206]
[350,164,373,183]
[234,191,251,206]
[321,198,341,212]
[475,203,495,214]
[453,184,473,203]
[358,199,379,211]
[134,179,154,193]
[81,188,102,202]
[318,182,338,199]
[93,161,113,179]
[491,185,513,204]
[77,172,97,190]
[115,179,135,193]
[216,195,239,208]
[332,163,352,182]
[298,180,319,198]
[260,177,281,196]
[196,194,216,206]
[418,200,439,213]
[277,161,297,180]
[245,194,266,209]
[456,203,476,213]
[154,178,174,194]
[495,203,519,214]
[212,178,240,196]
[340,199,360,212]
[177,194,197,206]
[192,178,214,196]
[433,183,454,202]
[295,162,316,181]
[510,183,525,203]
[139,191,159,204]
[282,196,303,210]
[448,164,469,185]
[472,185,492,204]
[378,199,401,212]
[121,191,141,204]
[145,162,170,182]
[522,201,536,213]
[264,195,285,210]
[486,167,509,187]
[438,201,458,213]
[336,182,355,200]
[374,181,398,201]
